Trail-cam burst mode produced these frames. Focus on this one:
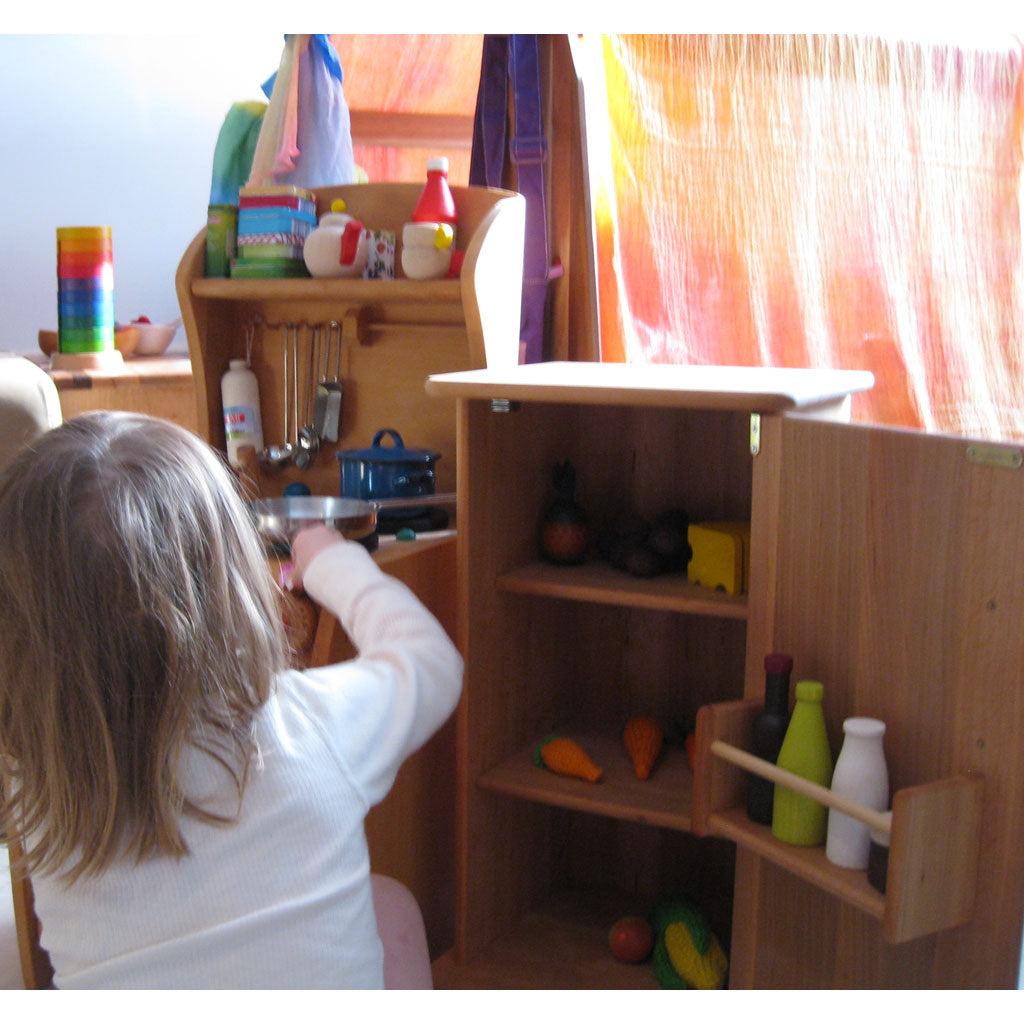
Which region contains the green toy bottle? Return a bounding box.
[771,680,833,846]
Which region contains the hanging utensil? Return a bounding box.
[320,319,344,443]
[294,323,320,470]
[261,323,295,467]
[312,322,330,440]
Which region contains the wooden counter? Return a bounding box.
[28,351,199,433]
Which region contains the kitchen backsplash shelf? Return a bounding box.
[176,181,526,503]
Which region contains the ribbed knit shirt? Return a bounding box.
[29,540,463,988]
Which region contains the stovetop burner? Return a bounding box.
[376,506,450,535]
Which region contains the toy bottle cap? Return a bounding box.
[764,653,794,674]
[794,680,824,702]
[330,198,348,214]
[427,157,449,174]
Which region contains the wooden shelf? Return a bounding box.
[479,730,693,831]
[432,889,662,989]
[176,181,526,493]
[497,560,748,619]
[692,699,984,944]
[190,275,463,305]
[710,806,886,919]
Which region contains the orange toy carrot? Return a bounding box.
[622,716,664,780]
[534,735,603,783]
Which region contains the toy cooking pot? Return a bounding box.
[336,429,441,515]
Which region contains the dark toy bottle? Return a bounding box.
[746,652,794,825]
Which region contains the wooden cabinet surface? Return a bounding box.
[28,353,198,434]
[425,362,894,988]
[725,415,1024,988]
[425,362,1024,989]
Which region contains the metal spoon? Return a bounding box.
[260,323,295,467]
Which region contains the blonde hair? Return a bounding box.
[0,412,288,880]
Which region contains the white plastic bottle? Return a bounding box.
[221,359,264,467]
[826,717,889,869]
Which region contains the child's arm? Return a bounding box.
[287,526,463,804]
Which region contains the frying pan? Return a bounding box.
[248,496,377,554]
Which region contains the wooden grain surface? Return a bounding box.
[735,414,1024,987]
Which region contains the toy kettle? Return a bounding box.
[303,199,368,278]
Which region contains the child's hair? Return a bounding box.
[0,411,288,880]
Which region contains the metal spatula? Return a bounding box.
[311,324,329,439]
[320,319,344,443]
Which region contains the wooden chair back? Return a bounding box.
[8,840,53,989]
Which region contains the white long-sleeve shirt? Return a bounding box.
[29,540,463,988]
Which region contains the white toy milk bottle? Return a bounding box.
[221,359,264,467]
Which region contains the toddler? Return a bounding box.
[0,411,462,988]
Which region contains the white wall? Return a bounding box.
[0,34,286,355]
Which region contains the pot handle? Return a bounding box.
[395,469,435,488]
[371,428,404,449]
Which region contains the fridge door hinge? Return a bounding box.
[966,443,1022,469]
[750,413,761,456]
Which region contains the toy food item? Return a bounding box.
[646,508,692,570]
[539,460,588,565]
[622,716,663,780]
[534,735,602,783]
[608,916,654,963]
[651,901,728,989]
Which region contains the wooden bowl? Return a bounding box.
[38,326,139,358]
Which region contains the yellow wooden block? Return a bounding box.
[687,522,747,595]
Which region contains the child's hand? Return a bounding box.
[289,525,348,592]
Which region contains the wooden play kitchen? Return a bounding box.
[424,361,1024,989]
[177,181,1024,987]
[176,181,525,961]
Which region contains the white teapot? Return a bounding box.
[303,199,369,278]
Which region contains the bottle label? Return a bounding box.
[224,404,261,444]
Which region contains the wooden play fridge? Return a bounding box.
[425,361,1024,989]
[175,182,525,961]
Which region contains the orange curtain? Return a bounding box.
[594,34,1024,439]
[329,34,482,185]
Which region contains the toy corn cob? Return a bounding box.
[534,734,603,782]
[622,716,663,780]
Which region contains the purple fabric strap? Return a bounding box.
[470,34,551,364]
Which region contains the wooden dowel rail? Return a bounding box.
[710,739,893,835]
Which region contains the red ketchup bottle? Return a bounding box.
[412,157,459,248]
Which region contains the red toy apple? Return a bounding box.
[608,915,654,963]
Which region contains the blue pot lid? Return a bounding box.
[335,428,441,463]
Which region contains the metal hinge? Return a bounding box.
[750,413,761,455]
[966,443,1022,469]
